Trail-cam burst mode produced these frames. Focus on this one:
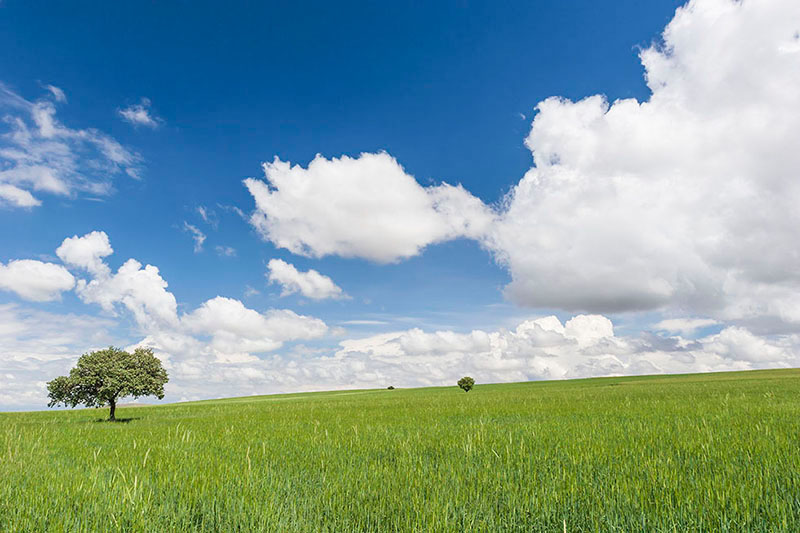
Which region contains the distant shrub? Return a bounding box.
[387,386,395,390]
[457,376,475,392]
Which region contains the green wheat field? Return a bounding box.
[2,368,800,532]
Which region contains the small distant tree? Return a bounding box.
[47,347,168,421]
[387,386,395,390]
[458,376,475,392]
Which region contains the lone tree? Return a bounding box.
[47,347,168,421]
[457,376,475,392]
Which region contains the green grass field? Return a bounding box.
[2,369,800,532]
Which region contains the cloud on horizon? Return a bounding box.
[2,226,799,410]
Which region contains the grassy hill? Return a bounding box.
[2,369,799,531]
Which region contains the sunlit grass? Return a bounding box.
[2,369,799,531]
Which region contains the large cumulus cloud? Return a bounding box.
[244,0,800,333]
[244,152,494,263]
[490,0,800,328]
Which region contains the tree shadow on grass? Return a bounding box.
[92,417,141,423]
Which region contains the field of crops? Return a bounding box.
[2,368,799,532]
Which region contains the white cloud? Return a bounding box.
[240,1,800,333]
[244,152,494,263]
[118,98,161,128]
[44,85,66,103]
[57,232,179,331]
[654,317,719,336]
[145,312,800,404]
[267,258,347,300]
[0,304,116,363]
[182,297,328,362]
[76,258,180,331]
[0,83,141,208]
[2,232,332,407]
[182,222,206,253]
[5,228,800,408]
[8,0,800,407]
[196,205,218,228]
[215,245,236,257]
[0,304,116,408]
[702,326,791,363]
[332,314,800,386]
[0,183,40,207]
[244,285,261,297]
[485,0,800,331]
[53,230,330,363]
[0,259,75,301]
[219,203,246,220]
[56,230,113,276]
[340,319,389,326]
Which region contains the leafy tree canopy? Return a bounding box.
[458,376,475,392]
[47,347,168,421]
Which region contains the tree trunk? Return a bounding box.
[109,399,116,421]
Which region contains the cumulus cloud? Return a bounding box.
[333,314,800,386]
[54,230,329,361]
[242,0,800,333]
[118,98,161,128]
[267,258,347,300]
[182,296,328,362]
[240,1,800,333]
[0,83,141,208]
[702,326,791,363]
[0,260,75,301]
[76,258,180,330]
[4,230,800,408]
[55,232,180,330]
[244,152,494,263]
[486,0,800,330]
[56,230,113,276]
[3,233,332,406]
[130,312,800,404]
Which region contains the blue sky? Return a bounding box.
[2,0,800,409]
[0,1,678,320]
